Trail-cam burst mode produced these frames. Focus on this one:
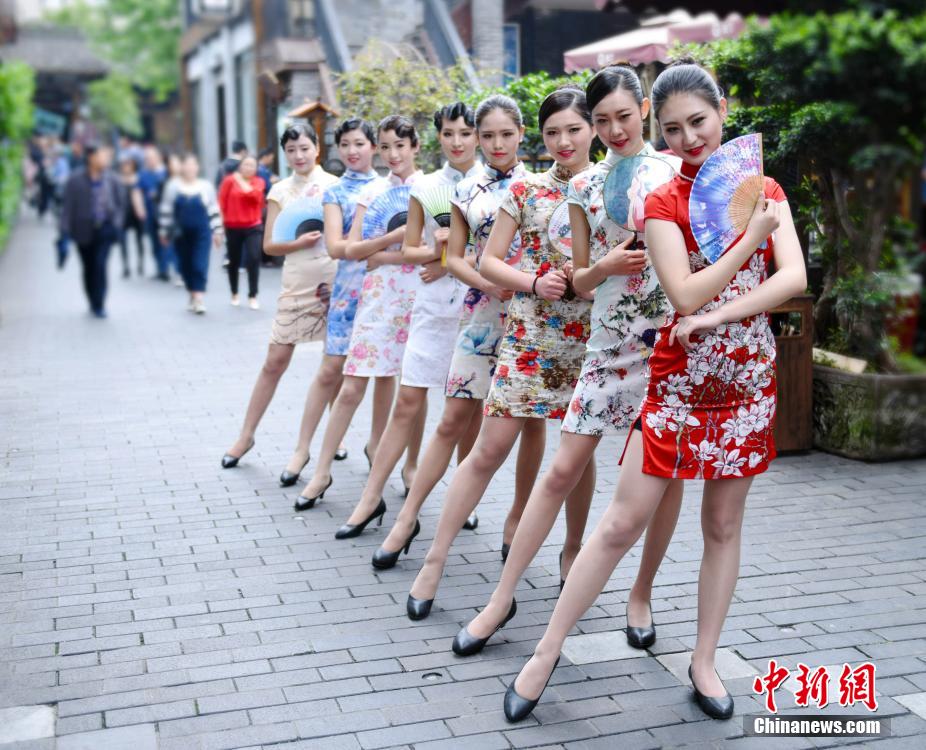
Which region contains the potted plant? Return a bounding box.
[702,2,926,460]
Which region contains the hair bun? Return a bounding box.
[605,60,635,71]
[667,55,700,68]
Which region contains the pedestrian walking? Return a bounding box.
[117,157,148,278]
[218,154,266,308]
[158,154,223,314]
[138,146,170,280]
[59,143,125,318]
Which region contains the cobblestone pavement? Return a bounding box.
[2,212,926,749]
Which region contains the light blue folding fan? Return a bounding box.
[362,185,412,240]
[271,196,324,242]
[689,133,765,263]
[603,154,678,232]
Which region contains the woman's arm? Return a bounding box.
[218,177,231,217]
[445,205,493,292]
[344,203,405,260]
[647,197,781,317]
[262,200,320,256]
[571,204,644,294]
[323,203,348,259]
[401,198,442,265]
[131,186,146,222]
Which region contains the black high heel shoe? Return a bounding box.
[625,602,656,649]
[558,550,565,592]
[363,443,372,470]
[503,655,561,723]
[294,476,332,511]
[452,599,517,656]
[688,664,734,720]
[400,467,412,499]
[334,446,348,461]
[335,498,386,539]
[371,520,420,570]
[221,439,254,469]
[279,455,310,487]
[463,512,478,530]
[501,543,510,562]
[406,593,433,621]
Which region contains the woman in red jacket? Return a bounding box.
[219,154,266,309]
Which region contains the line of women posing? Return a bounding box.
[219,59,806,724]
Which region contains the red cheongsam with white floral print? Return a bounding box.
[628,160,786,479]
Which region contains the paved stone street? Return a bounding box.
[2,212,926,750]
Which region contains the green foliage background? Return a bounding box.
[0,61,36,250]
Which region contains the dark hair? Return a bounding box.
[84,141,101,160]
[258,146,274,159]
[280,123,318,148]
[651,58,724,120]
[475,94,522,130]
[181,152,199,162]
[231,140,248,154]
[377,114,418,147]
[334,117,376,146]
[586,63,644,113]
[433,101,475,131]
[537,85,591,130]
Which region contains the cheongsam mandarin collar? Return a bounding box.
[603,142,652,169]
[441,161,482,184]
[679,160,701,182]
[484,162,521,181]
[387,169,423,186]
[344,168,378,182]
[550,162,586,184]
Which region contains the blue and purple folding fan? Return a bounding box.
[689,133,765,264]
[271,196,324,242]
[362,185,412,240]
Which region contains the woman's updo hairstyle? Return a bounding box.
[334,118,376,145]
[650,57,724,120]
[377,114,419,147]
[280,122,317,147]
[474,94,523,130]
[537,84,591,130]
[585,63,644,112]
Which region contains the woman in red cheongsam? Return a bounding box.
[502,60,807,725]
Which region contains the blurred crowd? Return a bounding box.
[23,133,281,318]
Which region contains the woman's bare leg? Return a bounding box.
[299,375,370,500]
[561,450,597,579]
[627,479,684,627]
[227,343,295,456]
[283,354,346,475]
[368,376,396,460]
[379,397,481,553]
[401,396,428,489]
[467,433,599,638]
[344,385,427,524]
[513,432,671,700]
[503,418,546,545]
[457,408,482,463]
[409,417,526,602]
[691,476,751,697]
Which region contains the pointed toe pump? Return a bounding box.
[689,665,734,720]
[221,439,254,469]
[625,603,656,650]
[501,543,510,562]
[371,520,420,570]
[335,498,386,540]
[463,512,478,530]
[503,656,561,723]
[406,593,433,621]
[334,447,348,461]
[294,476,332,512]
[279,455,310,487]
[452,599,517,657]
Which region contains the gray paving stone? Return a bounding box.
[56,724,157,750]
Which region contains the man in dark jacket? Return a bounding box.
[59,144,125,318]
[214,140,248,188]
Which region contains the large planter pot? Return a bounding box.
[812,364,926,460]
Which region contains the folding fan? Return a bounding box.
[689,133,765,264]
[414,184,455,228]
[547,201,573,258]
[603,154,679,231]
[271,196,324,242]
[362,185,412,240]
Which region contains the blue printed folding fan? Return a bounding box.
[547,201,573,258]
[271,196,324,242]
[603,154,678,232]
[362,185,412,240]
[689,133,765,264]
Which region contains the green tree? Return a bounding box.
[700,9,926,371]
[86,73,143,138]
[48,0,181,102]
[0,61,36,249]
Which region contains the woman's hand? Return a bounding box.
[483,282,513,301]
[297,230,322,249]
[597,235,646,277]
[433,226,450,248]
[534,269,568,300]
[385,226,406,246]
[668,310,721,351]
[745,196,781,244]
[366,252,385,271]
[420,259,446,284]
[212,231,224,249]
